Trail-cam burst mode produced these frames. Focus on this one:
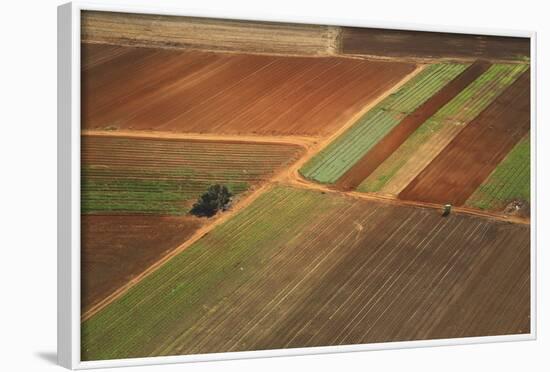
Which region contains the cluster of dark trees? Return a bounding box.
[189,184,232,217]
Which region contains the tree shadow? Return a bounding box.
[35,351,57,365]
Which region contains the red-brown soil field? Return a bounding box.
[81,215,203,313]
[341,27,530,61]
[81,43,135,71]
[334,60,491,191]
[173,192,530,354]
[81,43,416,136]
[81,186,530,360]
[399,69,530,205]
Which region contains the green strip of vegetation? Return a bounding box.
[357,63,529,193]
[299,63,469,184]
[465,135,530,211]
[81,136,303,215]
[81,176,248,215]
[81,186,335,360]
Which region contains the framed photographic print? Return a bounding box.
[58,1,536,369]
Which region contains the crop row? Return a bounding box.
[81,186,323,359]
[299,63,468,184]
[82,186,530,360]
[358,63,529,193]
[82,136,303,214]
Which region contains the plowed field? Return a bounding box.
[341,27,530,61]
[82,135,304,214]
[81,215,203,313]
[82,43,415,136]
[399,69,530,205]
[82,186,530,361]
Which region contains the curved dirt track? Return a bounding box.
[82,124,529,322]
[83,127,531,228]
[81,62,529,323]
[82,184,529,360]
[81,65,426,321]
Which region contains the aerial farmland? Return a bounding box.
[80,10,532,361]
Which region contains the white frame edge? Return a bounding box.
[57,1,538,370]
[58,2,81,369]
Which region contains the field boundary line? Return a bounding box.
[83,41,530,65]
[282,177,530,225]
[81,129,317,147]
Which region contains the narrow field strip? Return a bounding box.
[399,69,531,205]
[341,27,530,61]
[81,135,304,215]
[466,134,530,212]
[358,63,529,194]
[334,60,490,190]
[82,186,530,361]
[299,63,469,184]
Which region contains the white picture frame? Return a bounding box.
[58,1,537,369]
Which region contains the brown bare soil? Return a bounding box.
[81,43,135,71]
[82,43,416,136]
[130,189,530,356]
[81,215,203,313]
[334,60,491,191]
[82,11,339,56]
[341,27,530,61]
[399,70,531,205]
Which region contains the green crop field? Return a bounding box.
[358,63,529,193]
[81,186,334,360]
[466,135,530,211]
[82,185,530,360]
[82,136,303,215]
[299,63,468,184]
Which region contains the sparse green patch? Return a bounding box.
[466,135,530,211]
